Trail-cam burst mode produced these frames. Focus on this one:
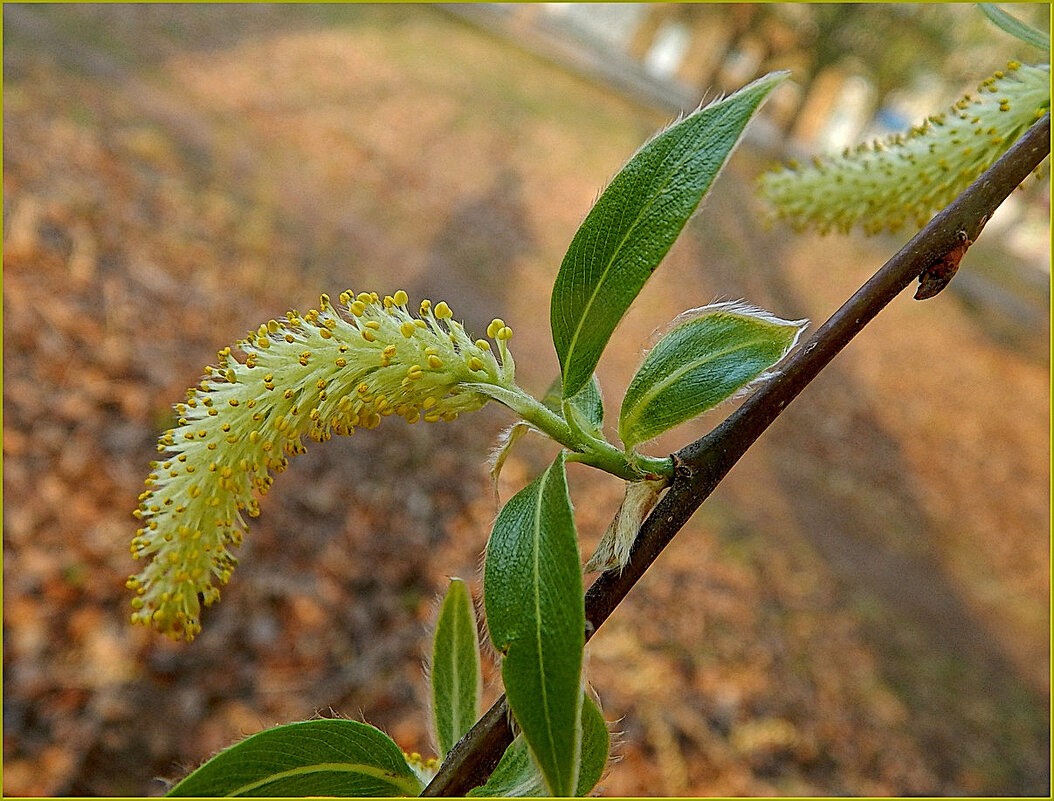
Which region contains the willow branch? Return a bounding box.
[421,112,1050,797]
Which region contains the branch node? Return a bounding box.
[673,454,694,481]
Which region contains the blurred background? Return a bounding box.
[3,4,1049,796]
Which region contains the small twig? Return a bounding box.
[421,112,1050,797]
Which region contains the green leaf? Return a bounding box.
[979,3,1050,50]
[550,71,788,398]
[466,736,542,798]
[574,694,610,796]
[618,302,807,449]
[166,719,423,797]
[541,375,565,411]
[431,578,482,759]
[467,694,609,798]
[567,375,605,435]
[484,453,584,796]
[541,374,603,433]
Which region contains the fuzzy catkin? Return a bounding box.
[129,290,514,640]
[758,62,1050,235]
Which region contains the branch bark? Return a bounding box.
[421,112,1050,797]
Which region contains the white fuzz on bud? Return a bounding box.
[585,478,667,573]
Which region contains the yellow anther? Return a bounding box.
[486,318,505,338]
[364,320,380,330]
[393,289,408,306]
[497,326,513,341]
[319,329,332,339]
[427,354,443,369]
[335,357,347,368]
[267,319,280,333]
[357,292,373,304]
[414,319,427,329]
[434,301,452,319]
[350,300,366,316]
[468,356,484,371]
[357,383,369,394]
[475,339,491,350]
[400,321,416,338]
[407,364,424,380]
[361,329,376,342]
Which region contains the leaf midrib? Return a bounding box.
[445,599,464,752]
[530,463,561,791]
[227,761,420,797]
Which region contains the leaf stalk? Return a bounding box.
[466,382,674,482]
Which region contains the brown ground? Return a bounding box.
[3,5,1049,797]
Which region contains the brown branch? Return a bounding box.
[421,112,1051,797]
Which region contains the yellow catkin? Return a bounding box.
[757,62,1050,235]
[129,290,515,640]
